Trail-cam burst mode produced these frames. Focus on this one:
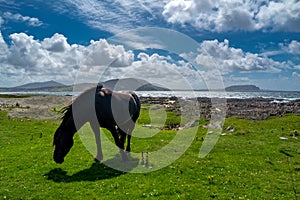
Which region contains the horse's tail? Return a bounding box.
[131,92,141,122]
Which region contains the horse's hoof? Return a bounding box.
[121,154,129,162]
[94,157,102,162]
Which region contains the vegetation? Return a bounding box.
[0,94,32,98]
[0,105,299,199]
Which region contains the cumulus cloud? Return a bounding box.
[256,1,300,32]
[278,40,300,55]
[292,72,300,78]
[42,33,71,52]
[7,33,49,70]
[295,65,300,70]
[288,41,300,54]
[2,31,199,87]
[0,32,135,86]
[285,40,300,54]
[3,12,43,27]
[112,52,202,89]
[163,0,300,32]
[84,39,134,67]
[195,39,285,72]
[0,31,296,89]
[0,31,8,60]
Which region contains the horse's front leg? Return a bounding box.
[90,121,103,162]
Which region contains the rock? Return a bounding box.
[279,137,288,140]
[140,97,300,120]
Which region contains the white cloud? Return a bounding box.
[0,31,8,61]
[163,0,300,32]
[109,31,166,50]
[287,40,300,54]
[279,40,300,55]
[84,39,134,67]
[0,32,135,86]
[3,12,43,27]
[195,39,285,73]
[49,0,168,33]
[256,1,300,32]
[7,33,47,70]
[42,33,71,52]
[0,31,297,89]
[295,65,300,70]
[113,52,202,89]
[292,72,300,78]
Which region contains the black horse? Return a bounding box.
[53,84,140,164]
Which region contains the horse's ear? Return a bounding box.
[97,83,103,90]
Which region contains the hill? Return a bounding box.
[14,80,66,89]
[102,78,170,91]
[225,85,261,92]
[0,78,170,92]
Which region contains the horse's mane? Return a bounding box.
[59,83,105,121]
[59,104,72,121]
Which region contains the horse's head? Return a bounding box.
[53,127,74,164]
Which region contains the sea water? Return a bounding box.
[136,91,300,101]
[1,90,300,100]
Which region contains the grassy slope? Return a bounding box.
[0,109,299,199]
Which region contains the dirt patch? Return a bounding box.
[0,95,72,119]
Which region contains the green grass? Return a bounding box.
[0,108,299,199]
[0,94,32,98]
[137,104,189,129]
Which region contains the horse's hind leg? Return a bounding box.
[118,127,126,151]
[124,123,135,152]
[117,128,131,152]
[107,126,128,161]
[90,121,103,162]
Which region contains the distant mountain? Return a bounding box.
[102,78,147,90]
[102,78,170,91]
[14,80,66,89]
[225,85,261,92]
[0,78,170,92]
[0,80,70,92]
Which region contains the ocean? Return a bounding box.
[2,90,300,100]
[137,91,300,101]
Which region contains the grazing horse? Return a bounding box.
[53,84,140,164]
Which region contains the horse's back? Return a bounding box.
[94,88,140,128]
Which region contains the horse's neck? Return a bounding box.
[71,93,95,130]
[69,108,89,133]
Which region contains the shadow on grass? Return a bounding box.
[45,154,139,182]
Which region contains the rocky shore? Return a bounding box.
[0,94,299,120]
[140,96,300,120]
[225,98,300,120]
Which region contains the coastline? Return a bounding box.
[0,94,299,120]
[140,96,300,120]
[2,90,300,100]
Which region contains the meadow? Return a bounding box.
[0,100,300,199]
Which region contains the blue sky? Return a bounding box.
[0,0,300,90]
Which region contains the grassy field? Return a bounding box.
[0,104,300,199]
